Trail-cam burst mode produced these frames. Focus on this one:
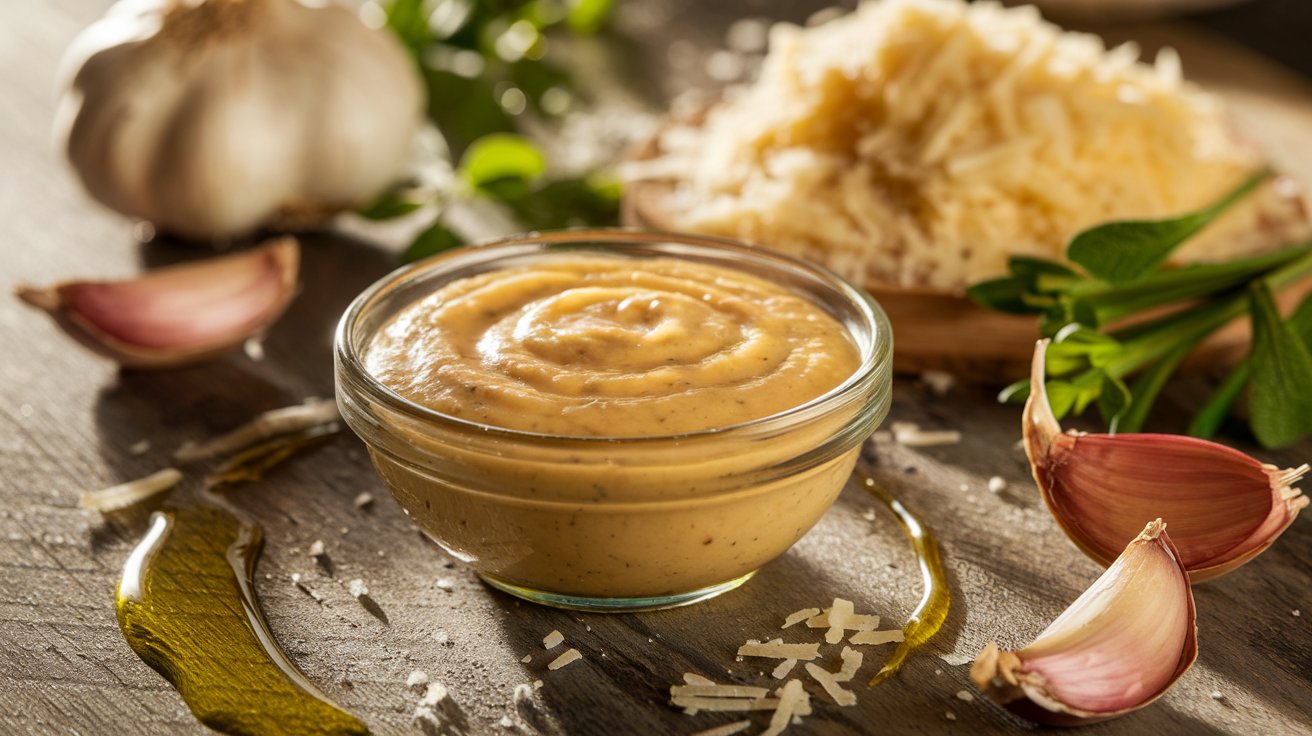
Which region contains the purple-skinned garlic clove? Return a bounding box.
[1024,339,1307,582]
[16,237,299,369]
[972,519,1198,726]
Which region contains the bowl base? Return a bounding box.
[477,570,757,613]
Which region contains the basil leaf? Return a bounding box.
[459,133,546,193]
[1248,283,1312,448]
[967,277,1034,314]
[1066,169,1270,285]
[402,220,465,263]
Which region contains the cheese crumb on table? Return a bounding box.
[347,579,368,598]
[804,662,858,706]
[771,658,798,679]
[782,608,821,628]
[761,680,811,736]
[955,689,975,702]
[542,630,564,649]
[987,476,1007,493]
[547,648,582,670]
[406,670,428,689]
[849,629,905,645]
[737,640,821,661]
[892,422,962,448]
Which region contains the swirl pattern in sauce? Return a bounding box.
[366,256,859,437]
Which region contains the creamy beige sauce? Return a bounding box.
[366,257,859,436]
[360,254,869,600]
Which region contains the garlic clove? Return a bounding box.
[971,519,1198,725]
[16,237,299,369]
[1024,339,1308,582]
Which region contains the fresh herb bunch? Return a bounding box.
[969,170,1312,449]
[360,0,622,261]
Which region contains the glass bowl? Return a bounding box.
[335,229,892,611]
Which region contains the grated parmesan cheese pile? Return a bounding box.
[634,0,1307,291]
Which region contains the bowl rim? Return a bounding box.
[334,227,893,445]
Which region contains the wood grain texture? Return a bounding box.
[1,1,1309,735]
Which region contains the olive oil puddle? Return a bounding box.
[118,505,368,735]
[859,473,951,686]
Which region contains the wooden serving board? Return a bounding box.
[0,2,1308,735]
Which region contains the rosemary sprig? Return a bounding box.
[970,171,1312,448]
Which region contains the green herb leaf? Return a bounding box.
[1192,287,1312,438]
[1188,363,1251,439]
[1098,374,1132,431]
[458,133,547,194]
[1118,341,1195,433]
[998,378,1029,405]
[966,277,1035,315]
[1248,283,1312,448]
[1045,380,1078,420]
[1066,169,1270,285]
[356,190,424,221]
[1007,256,1078,294]
[566,0,614,35]
[402,220,465,263]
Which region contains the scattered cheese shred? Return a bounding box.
[690,720,752,736]
[542,630,564,649]
[406,670,429,689]
[670,685,770,699]
[825,599,855,644]
[683,673,717,686]
[771,659,798,679]
[805,662,858,707]
[547,648,581,670]
[174,398,340,462]
[79,468,182,512]
[892,422,962,448]
[737,640,821,661]
[762,680,811,736]
[782,608,821,629]
[836,647,863,682]
[850,629,906,645]
[670,696,781,712]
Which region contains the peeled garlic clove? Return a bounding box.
[972,519,1198,725]
[16,238,298,369]
[1025,339,1308,582]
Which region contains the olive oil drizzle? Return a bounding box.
[860,473,951,686]
[117,505,369,735]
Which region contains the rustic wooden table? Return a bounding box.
[2,1,1310,734]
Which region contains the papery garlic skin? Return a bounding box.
[1025,339,1308,582]
[16,238,299,368]
[972,520,1198,726]
[57,0,424,240]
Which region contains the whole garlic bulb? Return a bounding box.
[56,0,425,240]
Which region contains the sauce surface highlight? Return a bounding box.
[366,256,860,436]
